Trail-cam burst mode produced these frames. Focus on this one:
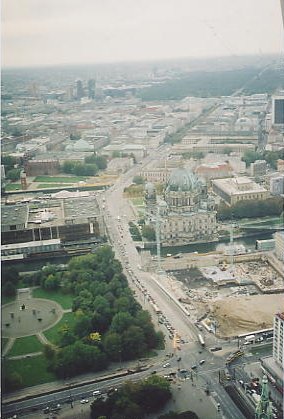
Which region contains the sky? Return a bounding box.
[2,0,284,68]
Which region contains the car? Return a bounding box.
[180,368,188,373]
[93,390,101,397]
[191,365,197,369]
[210,346,222,352]
[163,363,170,368]
[199,359,205,365]
[80,399,89,404]
[151,370,157,374]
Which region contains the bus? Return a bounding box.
[198,334,205,347]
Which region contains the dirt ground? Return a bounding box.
[210,294,284,338]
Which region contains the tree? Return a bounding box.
[102,332,122,361]
[2,155,17,171]
[2,266,20,285]
[62,160,77,174]
[74,315,92,339]
[6,168,21,181]
[2,370,23,393]
[134,376,171,414]
[159,412,199,419]
[242,150,262,167]
[2,281,16,297]
[70,132,81,141]
[133,175,144,185]
[121,325,146,359]
[42,274,60,290]
[142,225,156,241]
[85,154,107,170]
[110,312,134,334]
[223,147,231,155]
[191,151,204,160]
[43,344,55,360]
[53,341,108,378]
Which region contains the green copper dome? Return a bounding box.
[166,168,202,192]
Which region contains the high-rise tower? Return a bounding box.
[75,79,84,100]
[87,79,96,99]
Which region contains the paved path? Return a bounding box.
[2,337,15,357]
[8,352,42,360]
[37,331,54,347]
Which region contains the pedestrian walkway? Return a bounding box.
[37,331,54,347]
[2,337,15,357]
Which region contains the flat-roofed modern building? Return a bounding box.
[212,177,269,205]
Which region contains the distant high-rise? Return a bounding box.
[272,95,284,125]
[87,79,96,99]
[75,79,84,100]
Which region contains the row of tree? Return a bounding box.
[217,197,283,220]
[242,149,284,170]
[61,154,107,176]
[90,375,172,419]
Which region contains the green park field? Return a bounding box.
[32,288,73,310]
[44,312,76,345]
[8,335,43,357]
[34,176,86,183]
[6,355,56,387]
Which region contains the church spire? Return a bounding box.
[255,375,273,419]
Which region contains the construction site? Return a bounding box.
[145,249,284,339]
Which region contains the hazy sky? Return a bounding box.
[2,0,283,68]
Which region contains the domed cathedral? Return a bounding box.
[144,167,218,246]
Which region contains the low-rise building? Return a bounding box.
[195,162,233,182]
[25,159,60,176]
[212,177,269,205]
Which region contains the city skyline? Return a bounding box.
[2,0,284,69]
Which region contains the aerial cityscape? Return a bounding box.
[1,1,284,419]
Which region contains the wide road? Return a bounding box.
[99,149,247,419]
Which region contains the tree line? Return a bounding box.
[90,375,172,419]
[41,246,164,378]
[217,196,283,221]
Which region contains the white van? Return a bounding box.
[92,390,101,397]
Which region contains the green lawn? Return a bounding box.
[130,197,145,206]
[37,183,72,189]
[5,183,21,191]
[44,312,76,345]
[5,355,56,387]
[34,176,86,183]
[32,288,73,309]
[8,335,43,357]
